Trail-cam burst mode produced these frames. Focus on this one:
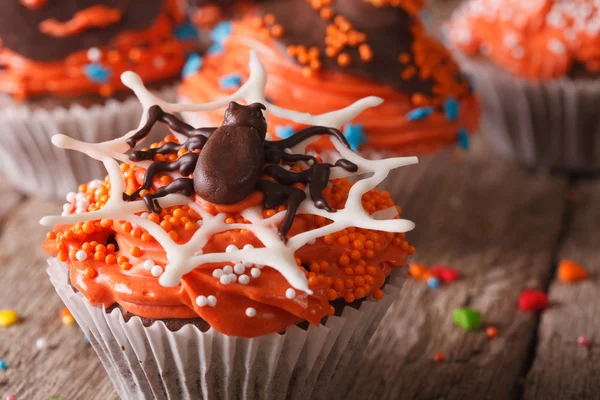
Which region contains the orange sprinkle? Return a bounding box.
[486,326,498,339]
[84,267,98,279]
[337,53,351,67]
[433,352,445,363]
[373,288,384,300]
[130,246,142,258]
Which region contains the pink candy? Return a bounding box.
[430,266,460,283]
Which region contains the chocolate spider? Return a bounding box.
[123,101,358,241]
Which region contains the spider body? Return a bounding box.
[124,101,358,240]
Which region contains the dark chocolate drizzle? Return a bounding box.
[122,102,358,240]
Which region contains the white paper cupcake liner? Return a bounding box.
[47,257,405,400]
[0,86,177,200]
[454,53,600,173]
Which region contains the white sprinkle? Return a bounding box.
[307,237,317,245]
[238,274,250,285]
[503,32,519,48]
[285,288,296,299]
[75,208,86,215]
[245,307,256,317]
[225,245,238,253]
[220,275,231,285]
[140,212,149,219]
[243,244,254,250]
[143,260,155,270]
[196,220,203,226]
[66,192,76,202]
[195,296,208,307]
[75,192,87,201]
[251,268,261,278]
[234,263,246,274]
[87,47,102,62]
[151,265,163,277]
[511,47,525,59]
[207,296,217,307]
[281,165,291,171]
[223,265,233,274]
[229,274,237,283]
[76,201,88,209]
[61,211,70,217]
[153,56,166,69]
[62,203,72,212]
[284,148,292,154]
[75,250,88,261]
[548,38,566,55]
[265,133,273,141]
[35,337,48,351]
[88,179,102,189]
[212,269,224,278]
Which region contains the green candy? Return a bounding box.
[452,307,481,331]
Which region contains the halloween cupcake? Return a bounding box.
[449,0,600,173]
[0,0,196,198]
[179,0,479,158]
[41,54,416,400]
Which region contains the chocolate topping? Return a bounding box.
[0,0,163,62]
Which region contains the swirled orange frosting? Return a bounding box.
[180,17,478,155]
[43,135,413,338]
[0,5,187,100]
[450,0,600,80]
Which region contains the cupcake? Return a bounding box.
[187,0,256,30]
[449,0,600,173]
[178,0,479,159]
[0,0,196,198]
[41,53,417,399]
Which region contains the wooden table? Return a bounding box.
[1,138,599,400]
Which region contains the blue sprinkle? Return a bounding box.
[182,54,203,78]
[0,359,6,370]
[219,73,242,90]
[207,42,224,55]
[406,106,434,121]
[343,123,367,152]
[458,128,470,150]
[210,21,233,44]
[427,277,440,289]
[173,21,198,41]
[83,63,111,84]
[444,97,459,121]
[275,125,295,139]
[84,335,91,344]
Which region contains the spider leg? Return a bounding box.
[264,147,317,165]
[307,163,335,212]
[264,126,352,150]
[140,178,196,213]
[129,135,209,161]
[257,180,306,242]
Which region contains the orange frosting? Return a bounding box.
[450,0,600,80]
[180,11,479,155]
[43,135,413,337]
[0,3,187,100]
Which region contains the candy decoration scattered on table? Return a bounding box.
[433,352,445,363]
[578,335,591,347]
[558,260,588,283]
[60,307,75,327]
[431,265,460,283]
[426,276,440,289]
[408,263,460,288]
[0,309,19,327]
[35,337,48,351]
[519,290,549,311]
[452,307,481,331]
[6,394,16,400]
[0,359,6,370]
[486,326,498,339]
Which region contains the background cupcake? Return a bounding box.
[0,0,196,198]
[449,0,600,173]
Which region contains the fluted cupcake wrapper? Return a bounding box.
[455,53,600,173]
[0,86,176,200]
[47,258,405,400]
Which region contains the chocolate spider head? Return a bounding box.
[223,102,268,140]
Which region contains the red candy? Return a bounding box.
[519,290,549,311]
[430,266,459,283]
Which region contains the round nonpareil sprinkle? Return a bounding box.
[486,326,498,339]
[285,288,296,299]
[246,307,257,317]
[207,296,217,307]
[35,337,48,351]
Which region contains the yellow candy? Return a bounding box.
[0,309,19,327]
[61,315,75,327]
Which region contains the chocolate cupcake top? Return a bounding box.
[41,54,417,337]
[450,0,600,80]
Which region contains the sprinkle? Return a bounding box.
[430,266,460,283]
[452,307,481,331]
[457,128,470,150]
[207,42,224,55]
[0,360,6,370]
[234,263,246,274]
[75,250,88,261]
[275,125,295,139]
[84,335,91,344]
[223,265,233,274]
[577,335,591,347]
[219,73,243,90]
[66,192,76,202]
[61,307,74,327]
[153,56,166,70]
[238,274,250,285]
[518,290,549,312]
[210,21,233,43]
[220,274,231,285]
[35,337,48,351]
[207,295,217,307]
[143,260,155,270]
[343,123,366,151]
[0,309,19,327]
[87,47,101,63]
[229,274,238,283]
[426,277,440,289]
[83,63,112,84]
[444,98,459,121]
[433,352,445,363]
[195,296,208,307]
[486,326,498,339]
[243,244,255,250]
[406,107,434,121]
[547,38,566,55]
[173,22,198,41]
[245,307,257,317]
[225,245,238,253]
[558,260,588,282]
[150,265,163,277]
[182,54,203,78]
[251,268,261,278]
[212,269,224,278]
[6,395,16,400]
[285,288,296,299]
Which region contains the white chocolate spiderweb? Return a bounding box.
[40,51,418,294]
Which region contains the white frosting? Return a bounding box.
[40,51,418,295]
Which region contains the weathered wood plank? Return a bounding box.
[524,181,600,400]
[0,197,116,400]
[346,141,569,400]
